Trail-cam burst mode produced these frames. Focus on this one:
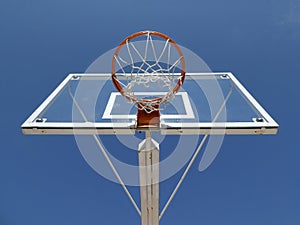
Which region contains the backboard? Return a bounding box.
[21,72,278,135]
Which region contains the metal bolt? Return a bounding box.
[256,117,264,122]
[35,118,44,122]
[220,74,228,79]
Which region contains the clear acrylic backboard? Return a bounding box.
[21,72,278,135]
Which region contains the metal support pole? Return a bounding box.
[159,134,209,220]
[139,131,160,225]
[69,88,141,216]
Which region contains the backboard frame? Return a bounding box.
[21,72,279,135]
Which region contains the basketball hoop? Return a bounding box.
[111,31,186,128]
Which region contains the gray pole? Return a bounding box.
[138,131,159,225]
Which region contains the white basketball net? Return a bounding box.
[113,32,185,113]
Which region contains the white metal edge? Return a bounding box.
[72,72,229,80]
[22,121,278,135]
[21,72,279,135]
[21,74,75,127]
[22,122,136,135]
[23,121,272,128]
[22,127,277,135]
[163,122,274,128]
[161,128,278,135]
[227,72,279,128]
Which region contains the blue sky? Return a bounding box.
[1,0,299,225]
